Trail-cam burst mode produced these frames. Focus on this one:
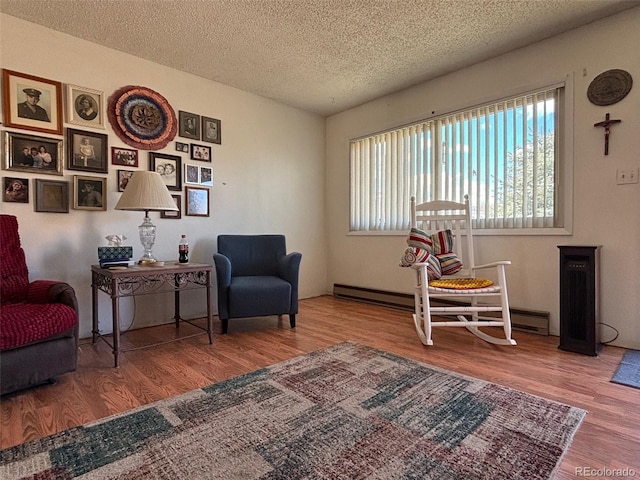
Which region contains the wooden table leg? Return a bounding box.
[111,278,120,368]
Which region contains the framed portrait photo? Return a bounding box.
[185,163,199,185]
[175,141,189,153]
[149,152,181,191]
[200,166,213,186]
[35,179,69,213]
[202,116,221,144]
[3,131,63,176]
[66,128,108,173]
[66,84,104,129]
[161,194,182,219]
[117,170,135,192]
[185,186,210,217]
[73,175,106,211]
[2,69,63,135]
[111,146,139,167]
[178,111,200,140]
[3,177,29,203]
[190,143,212,162]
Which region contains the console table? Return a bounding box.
[91,262,213,367]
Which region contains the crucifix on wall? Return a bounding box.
[593,113,621,155]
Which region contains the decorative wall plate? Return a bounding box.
[587,69,633,106]
[107,85,177,150]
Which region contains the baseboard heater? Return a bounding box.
[333,283,549,335]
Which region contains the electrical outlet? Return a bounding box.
[617,168,639,185]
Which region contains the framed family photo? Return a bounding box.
[161,195,182,219]
[149,152,182,191]
[66,84,104,129]
[117,170,134,192]
[178,111,200,140]
[185,186,209,217]
[111,146,139,167]
[66,128,108,173]
[200,166,213,186]
[3,177,29,203]
[175,142,189,153]
[3,131,63,175]
[2,69,63,135]
[190,143,211,161]
[185,164,199,185]
[73,175,106,211]
[35,179,69,213]
[202,116,221,144]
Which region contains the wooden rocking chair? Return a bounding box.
[410,195,516,346]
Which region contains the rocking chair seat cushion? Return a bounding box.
[428,277,497,292]
[0,302,77,350]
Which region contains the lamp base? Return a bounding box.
[138,212,158,264]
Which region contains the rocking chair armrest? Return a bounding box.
[409,262,430,270]
[472,260,511,270]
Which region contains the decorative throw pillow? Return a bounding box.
[407,227,433,251]
[430,229,455,255]
[435,253,463,275]
[399,247,442,280]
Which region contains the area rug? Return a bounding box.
[0,341,586,479]
[611,349,640,389]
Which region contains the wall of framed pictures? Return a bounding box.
[0,12,326,339]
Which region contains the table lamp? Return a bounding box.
[114,171,178,264]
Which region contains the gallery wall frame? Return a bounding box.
[66,128,108,173]
[3,131,63,176]
[35,179,69,213]
[179,111,200,140]
[3,177,29,203]
[200,166,213,186]
[184,163,199,185]
[66,84,104,129]
[185,186,209,217]
[111,146,139,167]
[2,69,63,135]
[149,152,182,191]
[190,143,211,161]
[161,194,182,219]
[202,116,221,144]
[117,170,134,192]
[73,175,106,211]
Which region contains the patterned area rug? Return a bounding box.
[0,342,586,479]
[611,349,640,389]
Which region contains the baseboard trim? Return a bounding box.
[333,283,549,335]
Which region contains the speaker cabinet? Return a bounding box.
[558,245,601,356]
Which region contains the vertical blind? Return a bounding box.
[350,86,561,231]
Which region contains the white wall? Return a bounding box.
[326,7,640,349]
[0,14,329,338]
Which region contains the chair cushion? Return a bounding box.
[0,303,77,350]
[229,276,291,318]
[0,215,29,303]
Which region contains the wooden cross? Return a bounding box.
[594,113,621,155]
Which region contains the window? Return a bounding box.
[350,85,566,232]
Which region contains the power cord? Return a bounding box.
[599,322,619,344]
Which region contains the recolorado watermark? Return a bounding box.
[575,467,636,477]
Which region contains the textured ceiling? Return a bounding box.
[1,0,638,116]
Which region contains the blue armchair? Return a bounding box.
[213,235,302,334]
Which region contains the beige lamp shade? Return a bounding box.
[115,171,178,211]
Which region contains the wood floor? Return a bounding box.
[1,295,638,478]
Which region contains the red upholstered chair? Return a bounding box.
[0,214,79,395]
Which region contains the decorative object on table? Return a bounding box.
[35,179,69,213]
[111,146,139,167]
[587,69,633,106]
[114,171,179,264]
[160,194,181,219]
[117,170,134,192]
[178,234,189,263]
[149,152,182,191]
[73,175,107,211]
[0,342,586,478]
[107,85,177,150]
[199,166,213,186]
[66,84,104,129]
[593,113,622,155]
[178,110,200,140]
[3,131,63,176]
[190,143,211,161]
[201,116,221,144]
[66,128,108,173]
[3,177,29,203]
[98,237,133,268]
[1,68,63,135]
[185,186,209,217]
[175,141,189,153]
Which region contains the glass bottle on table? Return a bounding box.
[178,235,189,263]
